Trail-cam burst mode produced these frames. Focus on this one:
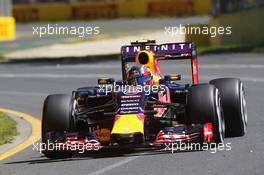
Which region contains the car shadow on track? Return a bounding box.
[4,147,203,165]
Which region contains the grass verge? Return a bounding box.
[0,53,4,61]
[0,112,17,145]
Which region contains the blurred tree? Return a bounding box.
[213,0,264,16]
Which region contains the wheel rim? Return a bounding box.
[215,89,224,142]
[240,83,248,133]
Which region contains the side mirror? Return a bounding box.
[98,78,115,85]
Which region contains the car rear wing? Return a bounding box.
[121,42,199,84]
[121,42,197,61]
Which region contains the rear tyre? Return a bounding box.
[210,78,247,137]
[187,84,225,143]
[42,94,74,159]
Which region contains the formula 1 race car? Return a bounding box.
[41,40,247,159]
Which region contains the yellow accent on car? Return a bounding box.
[153,76,160,85]
[111,114,144,134]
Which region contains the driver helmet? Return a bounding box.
[128,65,153,85]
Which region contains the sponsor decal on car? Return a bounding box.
[95,128,111,142]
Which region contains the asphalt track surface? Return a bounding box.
[0,53,263,175]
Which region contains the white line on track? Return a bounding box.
[42,64,121,69]
[197,64,264,69]
[198,76,264,83]
[0,74,263,83]
[87,156,139,175]
[0,91,47,97]
[39,64,264,69]
[0,74,120,78]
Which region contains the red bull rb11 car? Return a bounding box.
[41,40,247,159]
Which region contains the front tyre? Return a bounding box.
[210,78,247,137]
[187,84,225,143]
[42,94,74,159]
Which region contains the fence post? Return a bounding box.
[0,0,16,41]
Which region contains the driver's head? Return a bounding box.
[128,65,152,85]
